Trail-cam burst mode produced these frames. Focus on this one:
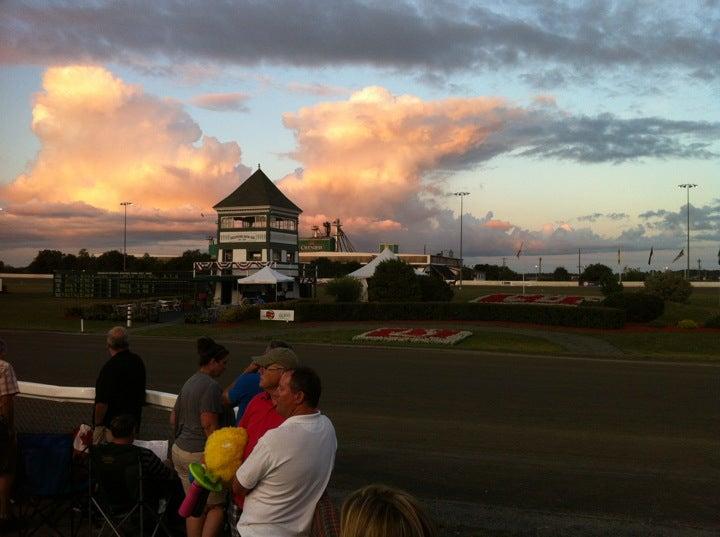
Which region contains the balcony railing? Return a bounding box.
[193,260,275,276]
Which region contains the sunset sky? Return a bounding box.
[1,1,718,271]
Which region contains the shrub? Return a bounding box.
[368,260,421,302]
[599,273,623,296]
[647,319,667,328]
[601,292,665,322]
[704,314,720,328]
[325,276,363,302]
[64,306,84,318]
[289,302,625,328]
[677,319,698,329]
[644,271,692,303]
[418,274,453,302]
[218,304,261,322]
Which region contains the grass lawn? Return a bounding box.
[0,278,152,332]
[3,276,717,359]
[597,332,720,360]
[144,320,563,354]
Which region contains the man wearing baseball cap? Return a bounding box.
[227,345,300,537]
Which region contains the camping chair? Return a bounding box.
[15,432,87,537]
[89,443,174,537]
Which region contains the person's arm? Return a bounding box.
[231,475,251,496]
[0,394,14,430]
[94,402,108,427]
[222,364,260,406]
[139,448,176,481]
[200,411,219,438]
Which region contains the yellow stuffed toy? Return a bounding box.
[179,427,249,518]
[204,426,249,483]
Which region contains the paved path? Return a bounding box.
[3,329,719,536]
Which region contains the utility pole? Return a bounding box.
[678,184,697,279]
[453,192,470,289]
[120,201,132,271]
[578,248,581,285]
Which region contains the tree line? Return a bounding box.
[0,249,212,273]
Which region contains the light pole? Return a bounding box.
[454,192,470,288]
[678,184,697,280]
[120,201,132,271]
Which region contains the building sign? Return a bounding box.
[220,231,266,243]
[299,238,336,252]
[269,231,298,245]
[260,309,295,322]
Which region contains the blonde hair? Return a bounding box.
[340,484,436,537]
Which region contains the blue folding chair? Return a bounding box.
[15,432,86,537]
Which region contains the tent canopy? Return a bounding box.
[237,266,294,285]
[347,247,399,279]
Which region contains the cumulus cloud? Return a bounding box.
[1,1,718,81]
[639,201,720,237]
[189,92,250,112]
[275,86,719,257]
[0,65,249,256]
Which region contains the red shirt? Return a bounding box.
[234,391,284,506]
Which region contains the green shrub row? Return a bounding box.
[601,291,664,322]
[289,302,625,328]
[704,314,720,328]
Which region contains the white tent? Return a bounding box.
[237,266,294,301]
[347,247,399,279]
[348,247,400,301]
[237,266,294,284]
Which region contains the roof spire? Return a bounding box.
[258,163,261,170]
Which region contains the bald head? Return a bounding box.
[106,326,129,351]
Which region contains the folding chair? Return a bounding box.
[15,432,87,537]
[89,443,174,537]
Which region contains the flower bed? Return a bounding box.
[353,327,472,345]
[473,293,585,306]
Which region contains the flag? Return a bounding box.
[647,246,654,265]
[515,241,523,258]
[617,248,621,266]
[671,249,684,263]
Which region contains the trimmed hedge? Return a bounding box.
[289,302,625,328]
[601,291,664,322]
[704,314,720,329]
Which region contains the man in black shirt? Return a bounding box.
[94,326,146,444]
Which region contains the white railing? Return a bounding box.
[18,381,177,410]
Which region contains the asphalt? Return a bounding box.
[3,329,719,536]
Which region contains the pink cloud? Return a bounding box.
[189,92,250,112]
[0,65,249,261]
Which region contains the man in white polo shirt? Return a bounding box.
[232,367,336,537]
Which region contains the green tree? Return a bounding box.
[27,249,64,273]
[325,276,362,302]
[95,250,126,271]
[580,263,614,285]
[644,271,693,303]
[473,264,519,280]
[599,273,623,296]
[552,266,571,281]
[368,259,421,302]
[622,267,646,282]
[164,250,211,271]
[77,249,95,271]
[418,273,453,301]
